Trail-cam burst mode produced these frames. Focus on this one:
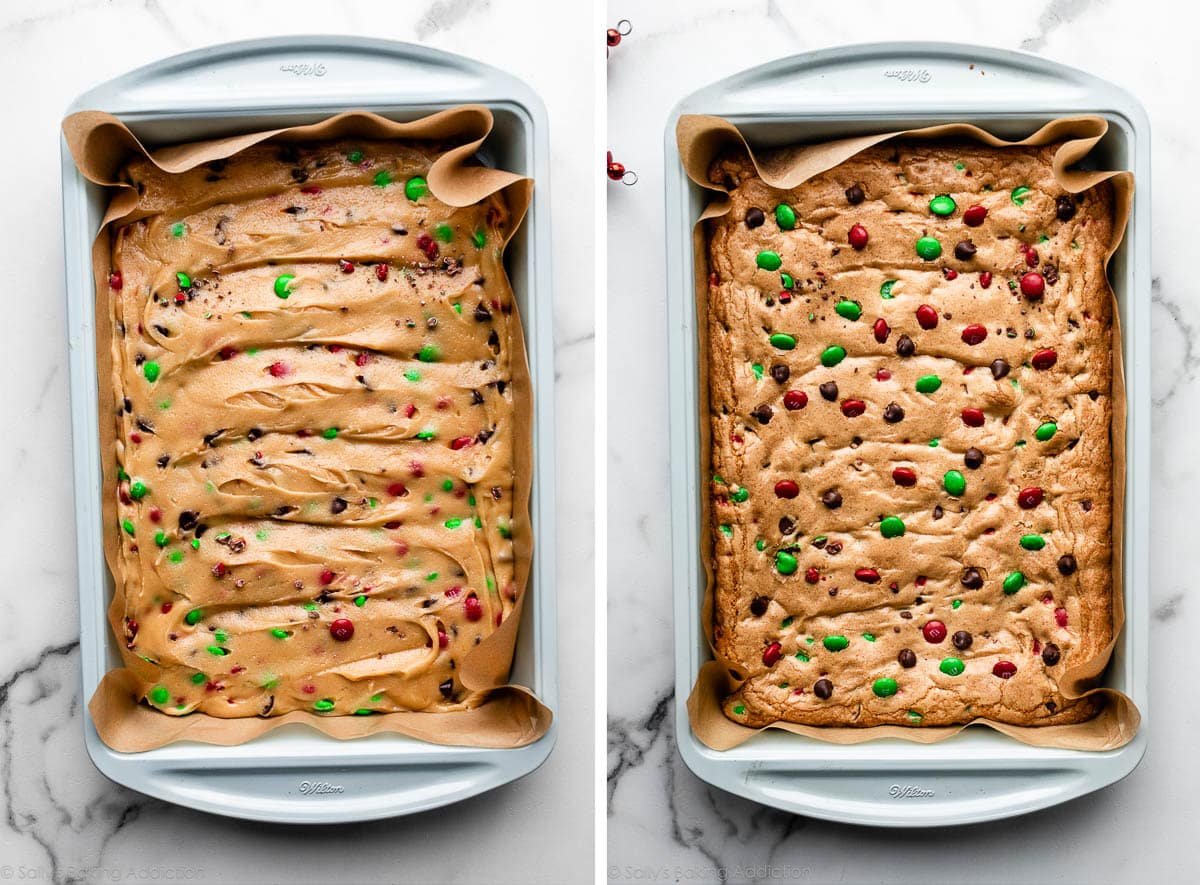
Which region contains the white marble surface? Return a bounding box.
[0,1,594,883]
[608,0,1196,881]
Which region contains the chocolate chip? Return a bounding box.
[821,489,842,509]
[896,335,915,357]
[745,207,765,228]
[845,184,865,205]
[156,454,170,469]
[960,567,983,589]
[1088,389,1101,401]
[778,516,796,535]
[882,402,905,424]
[439,678,455,700]
[819,381,838,401]
[897,648,917,668]
[330,497,348,514]
[474,303,492,323]
[1042,643,1061,665]
[247,427,262,442]
[750,596,769,617]
[954,240,977,261]
[964,447,984,469]
[194,523,209,538]
[1043,264,1059,285]
[990,358,1010,380]
[770,363,790,383]
[750,404,774,425]
[1057,554,1078,576]
[952,630,973,650]
[813,678,833,699]
[932,505,944,520]
[825,541,842,556]
[178,510,198,531]
[1056,195,1077,221]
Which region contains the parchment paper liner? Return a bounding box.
[678,115,1138,751]
[62,106,551,752]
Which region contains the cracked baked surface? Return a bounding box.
[706,140,1114,727]
[106,139,520,718]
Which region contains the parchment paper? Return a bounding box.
[62,106,551,752]
[678,115,1138,751]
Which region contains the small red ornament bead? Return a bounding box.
[464,594,484,622]
[992,660,1018,679]
[438,628,449,649]
[1017,487,1044,509]
[875,369,891,381]
[338,259,354,274]
[375,262,390,282]
[1055,607,1069,627]
[1020,272,1046,299]
[783,390,808,410]
[148,507,162,523]
[109,271,123,290]
[1024,246,1039,267]
[805,567,820,584]
[855,568,881,584]
[922,620,947,644]
[961,408,985,427]
[916,304,939,330]
[417,233,439,261]
[607,28,622,47]
[607,160,625,180]
[387,482,408,497]
[1031,348,1058,370]
[762,641,783,666]
[841,399,866,417]
[268,361,290,377]
[774,479,800,499]
[330,618,354,641]
[963,205,987,226]
[892,467,917,487]
[943,268,958,281]
[873,318,890,343]
[319,569,335,585]
[848,223,869,250]
[449,436,474,450]
[961,324,987,345]
[979,271,993,289]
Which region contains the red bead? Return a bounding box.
[449,436,474,451]
[961,408,985,427]
[774,480,799,499]
[445,585,462,599]
[1024,246,1039,267]
[607,161,625,180]
[1031,348,1058,370]
[161,602,173,614]
[1055,607,1069,628]
[375,263,389,282]
[268,361,290,377]
[922,620,947,643]
[438,628,449,649]
[875,369,891,381]
[319,569,335,585]
[330,618,354,641]
[1018,487,1044,509]
[218,346,238,361]
[961,324,987,345]
[300,185,322,195]
[848,223,869,250]
[855,568,881,584]
[992,660,1017,679]
[943,268,958,281]
[464,595,484,621]
[387,482,408,497]
[892,467,917,487]
[783,390,808,410]
[416,233,439,261]
[963,205,987,226]
[108,271,123,290]
[841,399,866,417]
[873,318,890,343]
[804,567,820,585]
[1020,272,1045,299]
[916,304,939,329]
[211,562,227,578]
[762,641,783,666]
[979,271,993,289]
[338,259,354,274]
[607,28,622,47]
[148,507,162,523]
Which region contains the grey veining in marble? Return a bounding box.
[608,0,1197,881]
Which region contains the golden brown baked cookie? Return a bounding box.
[707,140,1113,727]
[107,139,520,718]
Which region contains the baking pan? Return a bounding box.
[61,36,557,823]
[665,43,1149,826]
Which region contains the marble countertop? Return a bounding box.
[607,0,1194,881]
[0,1,593,883]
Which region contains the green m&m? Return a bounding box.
[756,251,783,271]
[313,699,335,713]
[176,271,192,289]
[154,531,168,548]
[730,486,749,503]
[129,480,149,500]
[915,236,942,260]
[928,194,957,216]
[1020,534,1046,551]
[915,374,942,394]
[1035,421,1058,441]
[940,657,965,676]
[835,300,862,321]
[880,280,897,299]
[273,273,295,299]
[942,470,966,497]
[775,551,798,575]
[770,333,797,350]
[823,635,849,652]
[148,685,170,705]
[820,345,846,367]
[373,170,392,188]
[185,609,204,626]
[418,344,441,362]
[1003,571,1026,594]
[872,677,899,698]
[880,516,906,538]
[775,204,797,230]
[143,361,160,383]
[405,176,429,201]
[1011,185,1031,206]
[322,427,338,440]
[780,273,795,290]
